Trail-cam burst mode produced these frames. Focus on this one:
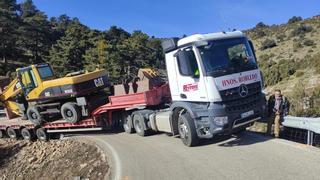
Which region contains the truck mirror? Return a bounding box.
[177,49,200,78]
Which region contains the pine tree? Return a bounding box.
[48,19,96,76]
[19,0,51,64]
[0,0,21,71]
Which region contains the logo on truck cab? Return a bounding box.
[239,84,249,97]
[183,83,198,92]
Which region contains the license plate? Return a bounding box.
[241,110,254,119]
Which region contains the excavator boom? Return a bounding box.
[0,77,23,117]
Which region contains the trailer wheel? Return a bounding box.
[21,128,33,140]
[36,128,48,141]
[133,113,147,137]
[178,113,199,147]
[122,113,134,134]
[7,127,18,139]
[0,130,4,138]
[61,102,81,123]
[27,106,43,125]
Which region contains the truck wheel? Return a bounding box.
[178,113,199,147]
[21,128,33,140]
[61,102,81,123]
[133,113,147,137]
[0,130,4,138]
[36,128,48,141]
[27,107,43,125]
[7,127,18,139]
[122,113,134,134]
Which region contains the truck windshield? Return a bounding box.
[198,37,258,77]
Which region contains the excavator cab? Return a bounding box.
[17,66,37,96]
[17,63,54,96]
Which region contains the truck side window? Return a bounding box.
[177,48,199,78]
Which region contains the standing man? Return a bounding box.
[267,89,290,138]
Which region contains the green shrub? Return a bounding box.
[276,34,286,42]
[288,16,303,24]
[261,39,277,50]
[255,30,266,38]
[258,53,275,61]
[303,39,315,46]
[287,81,307,115]
[291,24,313,37]
[255,22,268,28]
[294,70,304,77]
[293,42,303,50]
[293,107,320,117]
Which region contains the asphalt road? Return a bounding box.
[83,131,320,180]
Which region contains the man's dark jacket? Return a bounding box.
[267,95,290,116]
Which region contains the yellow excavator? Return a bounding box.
[0,63,109,125]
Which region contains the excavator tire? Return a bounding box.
[27,106,43,126]
[61,102,81,123]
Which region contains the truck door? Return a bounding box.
[18,68,38,98]
[174,47,208,102]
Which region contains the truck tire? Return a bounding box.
[61,102,81,123]
[27,106,43,125]
[122,113,134,134]
[178,113,199,147]
[21,128,33,140]
[133,113,147,137]
[36,128,48,141]
[7,127,18,139]
[0,130,4,138]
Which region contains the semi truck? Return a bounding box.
[0,31,266,147]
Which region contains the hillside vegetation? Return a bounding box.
[246,16,320,116]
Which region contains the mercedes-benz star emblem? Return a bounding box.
[239,84,249,97]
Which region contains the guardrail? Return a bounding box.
[283,116,320,145]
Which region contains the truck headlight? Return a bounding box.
[213,116,228,126]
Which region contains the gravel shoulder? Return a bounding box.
[0,138,109,180]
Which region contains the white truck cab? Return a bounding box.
[158,31,266,146]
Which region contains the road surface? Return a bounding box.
[81,131,320,180]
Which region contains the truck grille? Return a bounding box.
[219,82,262,113]
[220,82,261,101]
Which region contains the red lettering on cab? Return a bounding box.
[183,83,198,92]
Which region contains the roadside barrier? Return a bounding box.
[283,116,320,146]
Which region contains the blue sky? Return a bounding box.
[18,0,320,37]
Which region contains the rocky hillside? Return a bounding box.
[0,139,109,180]
[245,15,320,116]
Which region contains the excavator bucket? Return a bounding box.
[113,68,164,96]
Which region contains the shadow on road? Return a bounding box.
[217,132,272,147]
[58,126,125,139]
